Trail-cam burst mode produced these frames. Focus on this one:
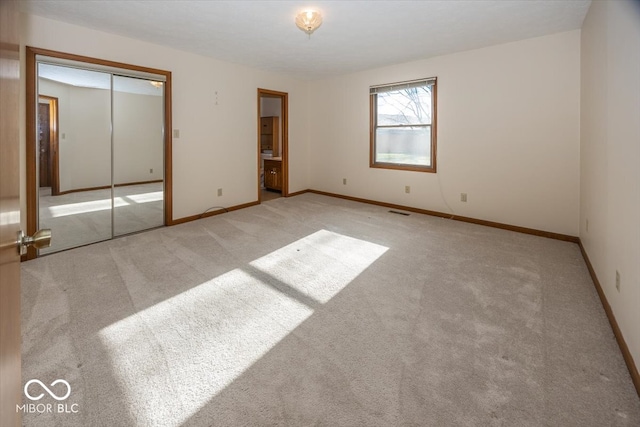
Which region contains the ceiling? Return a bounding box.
[22,1,592,80]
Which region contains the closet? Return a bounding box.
[32,53,168,255]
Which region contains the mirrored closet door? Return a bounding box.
[112,75,164,237]
[37,64,113,253]
[36,59,166,254]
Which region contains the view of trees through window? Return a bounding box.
[371,79,436,172]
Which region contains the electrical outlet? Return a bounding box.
[405,186,410,194]
[461,193,467,202]
[343,178,347,185]
[615,270,620,292]
[149,168,153,174]
[173,129,180,138]
[217,188,222,197]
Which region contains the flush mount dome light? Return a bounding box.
[295,10,322,37]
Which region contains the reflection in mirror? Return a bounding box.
[38,64,112,254]
[36,63,165,254]
[113,74,164,236]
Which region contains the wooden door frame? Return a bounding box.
[25,46,173,260]
[38,95,60,196]
[257,88,288,202]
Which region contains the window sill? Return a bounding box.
[370,162,436,173]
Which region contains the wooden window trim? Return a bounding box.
[369,79,437,173]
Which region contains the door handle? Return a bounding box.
[17,229,52,255]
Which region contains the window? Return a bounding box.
[370,78,437,172]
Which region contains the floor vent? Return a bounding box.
[389,210,410,216]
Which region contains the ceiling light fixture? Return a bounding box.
[295,10,322,37]
[149,81,163,88]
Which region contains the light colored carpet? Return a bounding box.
[21,193,640,426]
[38,182,164,254]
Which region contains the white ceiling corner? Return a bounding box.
[22,0,592,80]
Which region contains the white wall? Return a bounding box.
[260,98,281,117]
[113,91,164,185]
[38,80,163,191]
[20,14,310,222]
[22,15,580,236]
[308,31,581,236]
[39,79,111,192]
[581,0,640,371]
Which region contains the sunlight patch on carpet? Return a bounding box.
[46,192,162,218]
[250,229,389,303]
[98,230,388,426]
[120,191,163,204]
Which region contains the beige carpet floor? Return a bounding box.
[21,193,640,426]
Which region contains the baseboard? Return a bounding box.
[170,201,260,225]
[578,241,640,398]
[171,190,309,226]
[286,189,310,197]
[305,189,579,243]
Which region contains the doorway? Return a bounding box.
[25,47,173,259]
[37,95,59,196]
[257,89,288,202]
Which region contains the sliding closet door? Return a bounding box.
[30,51,170,257]
[37,64,112,254]
[112,75,164,237]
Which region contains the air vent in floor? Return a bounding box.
[388,210,410,216]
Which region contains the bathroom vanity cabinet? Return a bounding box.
[264,159,282,191]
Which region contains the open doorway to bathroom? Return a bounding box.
[257,88,288,203]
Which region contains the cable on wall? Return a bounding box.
[199,206,229,218]
[436,157,456,219]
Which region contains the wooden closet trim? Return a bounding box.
[25,46,173,259]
